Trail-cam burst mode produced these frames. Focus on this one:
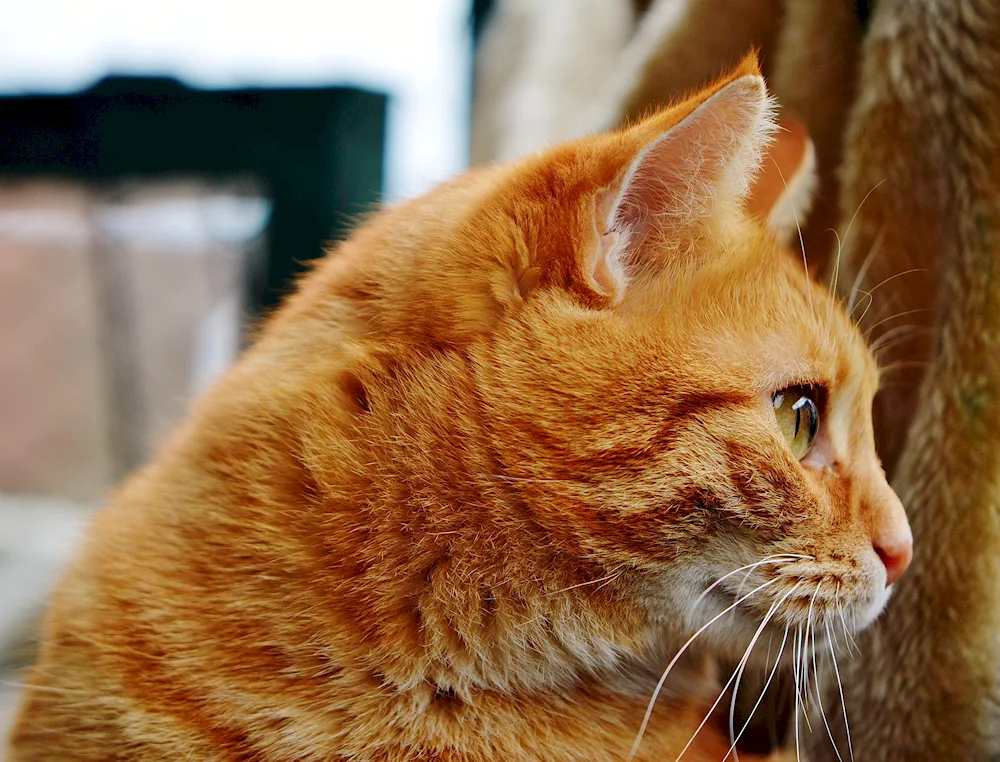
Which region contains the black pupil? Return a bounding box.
[792,395,818,441]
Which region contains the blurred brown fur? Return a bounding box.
[812,1,1000,758]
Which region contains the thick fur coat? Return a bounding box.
[8,58,909,761]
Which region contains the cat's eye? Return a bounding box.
[772,386,820,459]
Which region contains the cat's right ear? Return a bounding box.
[583,57,776,302]
[744,112,818,247]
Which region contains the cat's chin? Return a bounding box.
[646,575,894,671]
[845,582,893,633]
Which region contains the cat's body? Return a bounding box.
[9,59,908,761]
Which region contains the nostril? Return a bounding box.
[874,539,913,587]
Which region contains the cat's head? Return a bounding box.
[329,55,910,673]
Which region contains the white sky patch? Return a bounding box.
[0,0,472,199]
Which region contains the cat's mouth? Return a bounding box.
[675,578,883,707]
[685,556,892,661]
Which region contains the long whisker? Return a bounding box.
[827,619,855,762]
[726,591,787,762]
[877,360,933,376]
[841,179,888,259]
[846,228,886,312]
[803,583,821,706]
[824,227,847,344]
[862,267,929,303]
[724,582,803,761]
[723,622,791,762]
[863,308,931,338]
[627,578,780,761]
[832,179,887,331]
[834,585,859,657]
[548,569,625,596]
[807,584,844,762]
[851,290,875,326]
[829,228,843,295]
[735,555,812,599]
[870,324,932,354]
[675,583,799,762]
[794,625,803,762]
[770,157,813,320]
[793,624,813,731]
[692,555,810,613]
[816,622,846,762]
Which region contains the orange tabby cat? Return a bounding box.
[8,57,910,761]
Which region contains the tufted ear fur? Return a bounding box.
[584,62,777,300]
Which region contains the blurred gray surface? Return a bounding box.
[0,493,94,745]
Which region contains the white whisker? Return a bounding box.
[835,584,859,657]
[835,179,887,331]
[692,555,810,613]
[675,582,798,762]
[869,324,932,354]
[808,583,844,762]
[829,229,843,301]
[626,578,780,761]
[769,157,813,320]
[860,267,929,305]
[794,625,803,762]
[722,582,803,761]
[827,618,854,762]
[846,228,886,312]
[724,624,791,762]
[852,290,875,326]
[841,180,887,267]
[803,582,823,703]
[863,307,930,338]
[793,624,812,732]
[548,569,625,596]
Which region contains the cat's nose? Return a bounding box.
[873,527,912,587]
[866,474,912,587]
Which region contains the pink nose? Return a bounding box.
[874,535,912,587]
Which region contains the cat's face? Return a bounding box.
[484,234,906,657]
[462,59,911,658]
[339,58,911,684]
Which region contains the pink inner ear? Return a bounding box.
[584,188,626,298]
[607,75,771,240]
[590,230,623,295]
[745,113,810,218]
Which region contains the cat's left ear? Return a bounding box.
[584,59,816,300]
[585,61,776,299]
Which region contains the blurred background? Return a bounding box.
[0,0,494,736]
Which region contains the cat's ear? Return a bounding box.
[744,112,818,247]
[584,58,776,300]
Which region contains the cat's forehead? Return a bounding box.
[647,240,879,399]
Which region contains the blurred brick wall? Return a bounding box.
[0,183,113,497]
[0,179,262,500]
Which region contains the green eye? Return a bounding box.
[772,386,820,459]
